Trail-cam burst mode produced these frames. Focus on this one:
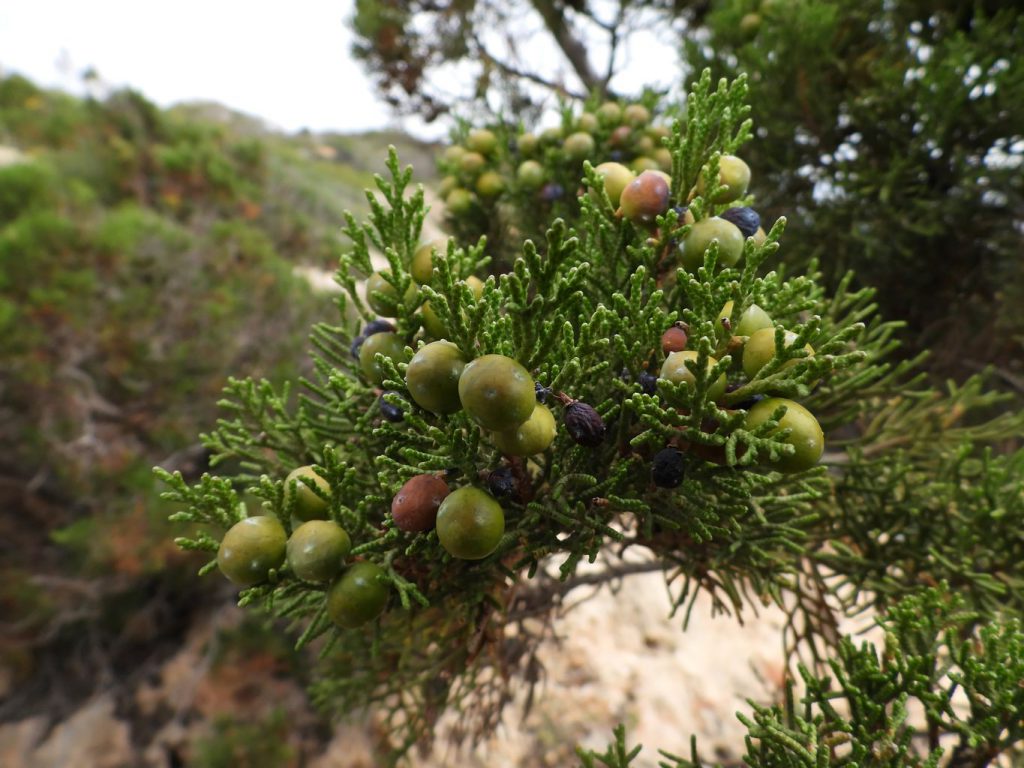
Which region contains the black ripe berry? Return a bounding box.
[720,207,761,239]
[535,381,551,404]
[651,448,685,488]
[638,372,658,395]
[564,401,606,447]
[733,393,765,411]
[379,391,406,422]
[487,466,518,499]
[349,334,366,359]
[540,182,565,202]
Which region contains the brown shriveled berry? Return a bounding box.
[661,325,688,355]
[391,474,451,533]
[564,401,606,447]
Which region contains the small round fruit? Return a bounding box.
[446,188,474,215]
[744,398,824,473]
[651,448,684,488]
[438,175,458,198]
[718,301,773,337]
[406,340,468,414]
[465,275,485,299]
[679,217,745,271]
[421,301,446,338]
[443,145,466,164]
[720,206,761,239]
[517,133,539,156]
[285,466,331,521]
[539,182,564,202]
[631,156,661,173]
[660,350,727,401]
[752,227,768,246]
[634,135,656,155]
[459,151,487,176]
[619,170,671,225]
[491,403,557,456]
[359,331,408,386]
[540,126,563,143]
[436,487,505,560]
[458,354,536,431]
[609,125,632,147]
[564,132,596,160]
[476,170,505,198]
[596,102,622,124]
[661,325,688,355]
[366,272,417,315]
[217,516,287,587]
[517,160,545,189]
[623,104,651,127]
[652,147,673,171]
[391,474,450,532]
[742,327,814,379]
[576,112,598,133]
[327,562,389,628]
[411,240,446,284]
[697,154,751,204]
[740,12,762,36]
[466,128,498,155]
[594,162,634,207]
[287,520,351,582]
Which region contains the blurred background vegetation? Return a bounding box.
[1,0,1021,764]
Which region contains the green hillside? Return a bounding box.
[0,73,435,726]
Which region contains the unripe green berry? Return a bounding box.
[359,331,407,386]
[458,354,535,431]
[593,162,635,207]
[564,132,596,160]
[406,340,468,414]
[217,516,287,587]
[446,188,474,215]
[660,350,727,401]
[284,465,331,521]
[742,327,814,379]
[745,398,824,473]
[326,562,389,628]
[517,160,545,189]
[697,154,751,204]
[491,403,557,456]
[436,487,505,560]
[287,520,351,582]
[679,217,745,271]
[466,128,498,155]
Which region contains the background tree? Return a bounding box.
[351,0,1024,375]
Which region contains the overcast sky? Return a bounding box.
[0,1,402,134]
[0,0,680,140]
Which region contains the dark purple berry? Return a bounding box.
[487,466,518,499]
[638,372,658,395]
[720,207,761,239]
[564,401,606,447]
[540,182,565,202]
[535,382,551,403]
[379,391,406,422]
[651,448,684,488]
[350,334,367,359]
[608,150,624,162]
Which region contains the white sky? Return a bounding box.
[0,1,400,134]
[0,0,681,140]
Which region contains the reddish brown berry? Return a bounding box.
[391,474,450,532]
[661,325,688,355]
[619,171,671,225]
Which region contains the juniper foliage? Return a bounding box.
[158,71,1024,761]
